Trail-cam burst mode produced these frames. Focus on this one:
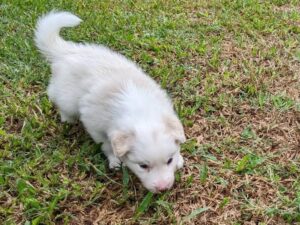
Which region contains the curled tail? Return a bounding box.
[34,11,82,61]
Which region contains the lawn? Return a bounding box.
[1,0,300,224]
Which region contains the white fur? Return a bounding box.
[35,11,186,192]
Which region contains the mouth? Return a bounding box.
[167,182,174,189]
[143,184,160,193]
[146,187,158,193]
[144,182,174,193]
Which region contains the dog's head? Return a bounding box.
[110,115,185,192]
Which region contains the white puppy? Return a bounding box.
[35,11,185,192]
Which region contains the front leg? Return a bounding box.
[102,141,121,169]
[176,153,184,169]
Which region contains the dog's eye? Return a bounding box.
[167,158,173,165]
[139,164,149,169]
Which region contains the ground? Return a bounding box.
[0,0,300,224]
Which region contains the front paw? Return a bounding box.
[176,154,184,169]
[108,156,121,170]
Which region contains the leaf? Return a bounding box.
[220,197,230,208]
[32,216,42,225]
[236,154,265,173]
[295,51,300,61]
[0,128,7,136]
[200,164,208,184]
[203,154,217,161]
[134,192,153,219]
[121,165,129,201]
[183,207,209,221]
[241,127,255,139]
[24,197,40,209]
[236,155,251,173]
[156,200,172,215]
[48,189,68,214]
[17,179,36,195]
[122,166,129,187]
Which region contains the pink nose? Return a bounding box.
[154,181,170,192]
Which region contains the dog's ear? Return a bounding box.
[110,131,134,157]
[164,115,186,145]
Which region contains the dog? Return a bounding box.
[35,11,186,193]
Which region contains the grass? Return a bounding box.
[1,0,300,224]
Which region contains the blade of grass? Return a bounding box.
[200,163,208,184]
[183,207,209,222]
[134,192,154,219]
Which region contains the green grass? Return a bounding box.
[1,0,300,224]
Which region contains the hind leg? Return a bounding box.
[59,110,77,123]
[48,80,79,124]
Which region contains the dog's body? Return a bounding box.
[35,11,185,192]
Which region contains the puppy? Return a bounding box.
[35,11,186,192]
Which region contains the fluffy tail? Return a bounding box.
[34,11,82,61]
